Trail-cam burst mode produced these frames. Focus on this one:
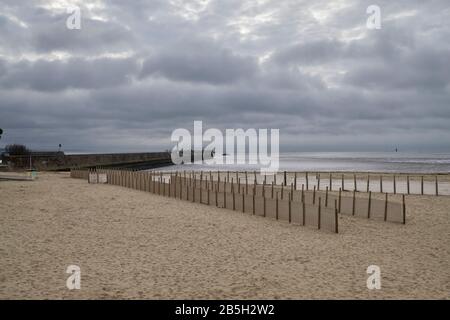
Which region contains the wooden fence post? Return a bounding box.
[354,174,357,192]
[368,191,372,219]
[334,200,338,234]
[435,176,439,196]
[317,173,320,191]
[223,188,226,207]
[294,172,297,190]
[329,173,332,191]
[143,172,146,191]
[407,175,410,194]
[271,181,274,198]
[284,171,287,186]
[288,197,292,223]
[139,172,143,191]
[318,197,321,230]
[136,171,140,190]
[384,193,388,221]
[402,194,406,224]
[380,175,383,193]
[302,201,306,226]
[168,174,172,197]
[232,186,235,210]
[231,177,234,193]
[352,189,355,216]
[215,189,218,207]
[246,176,249,195]
[262,181,266,198]
[313,186,316,204]
[179,175,183,199]
[275,193,279,220]
[253,182,256,199]
[129,171,132,189]
[306,172,309,190]
[393,175,396,194]
[290,183,294,201]
[253,193,256,215]
[173,173,176,195]
[421,176,424,195]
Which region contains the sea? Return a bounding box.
[157,152,450,174]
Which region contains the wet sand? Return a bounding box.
[0,172,449,299]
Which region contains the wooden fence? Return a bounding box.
[70,169,414,231]
[70,169,339,234]
[70,168,90,180]
[153,170,448,196]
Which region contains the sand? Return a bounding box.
[0,172,449,299]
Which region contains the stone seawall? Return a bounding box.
[5,152,172,171]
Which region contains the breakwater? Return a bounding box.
[4,152,172,171]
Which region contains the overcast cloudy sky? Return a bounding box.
[0,0,449,153]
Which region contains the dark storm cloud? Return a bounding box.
[0,57,138,91]
[140,40,258,84]
[0,0,449,152]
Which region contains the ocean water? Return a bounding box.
[157,152,450,174]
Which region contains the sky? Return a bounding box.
[0,0,449,153]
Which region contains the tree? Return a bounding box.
[5,144,30,156]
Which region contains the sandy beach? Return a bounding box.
[0,172,449,299]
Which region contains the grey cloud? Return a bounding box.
[140,40,258,84]
[272,39,345,65]
[0,57,138,91]
[31,17,135,55]
[0,0,450,153]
